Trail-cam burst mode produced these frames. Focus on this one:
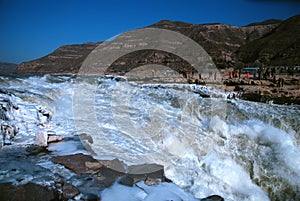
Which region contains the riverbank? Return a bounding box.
[223,76,300,105]
[0,137,224,201]
[113,67,300,105]
[2,70,299,106]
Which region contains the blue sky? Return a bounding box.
[0,0,299,64]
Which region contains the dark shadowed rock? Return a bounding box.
[25,144,50,156]
[144,177,162,186]
[200,195,225,201]
[163,175,173,183]
[62,183,80,199]
[119,163,169,186]
[119,175,134,186]
[94,166,125,187]
[82,193,100,201]
[240,88,267,103]
[0,182,59,201]
[128,163,164,183]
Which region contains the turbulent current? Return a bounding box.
[1,75,300,201]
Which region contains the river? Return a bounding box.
[1,74,299,200]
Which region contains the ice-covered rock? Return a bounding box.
[1,122,19,146]
[35,130,48,146]
[36,107,52,125]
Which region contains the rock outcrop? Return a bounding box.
[51,153,166,187]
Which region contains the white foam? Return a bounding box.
[236,120,300,185]
[202,153,269,201]
[209,116,229,138]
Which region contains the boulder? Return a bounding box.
[25,145,49,155]
[94,166,125,187]
[51,154,125,187]
[98,158,125,173]
[128,163,164,183]
[241,91,268,103]
[119,175,134,187]
[51,153,99,174]
[62,183,80,199]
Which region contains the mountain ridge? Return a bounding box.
[237,14,300,66]
[15,15,299,74]
[0,62,18,75]
[244,19,283,27]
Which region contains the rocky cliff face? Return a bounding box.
[16,15,299,74]
[106,49,191,75]
[149,20,279,68]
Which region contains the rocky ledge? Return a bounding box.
[224,77,300,105]
[0,136,224,201]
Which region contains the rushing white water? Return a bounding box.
[1,75,300,200]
